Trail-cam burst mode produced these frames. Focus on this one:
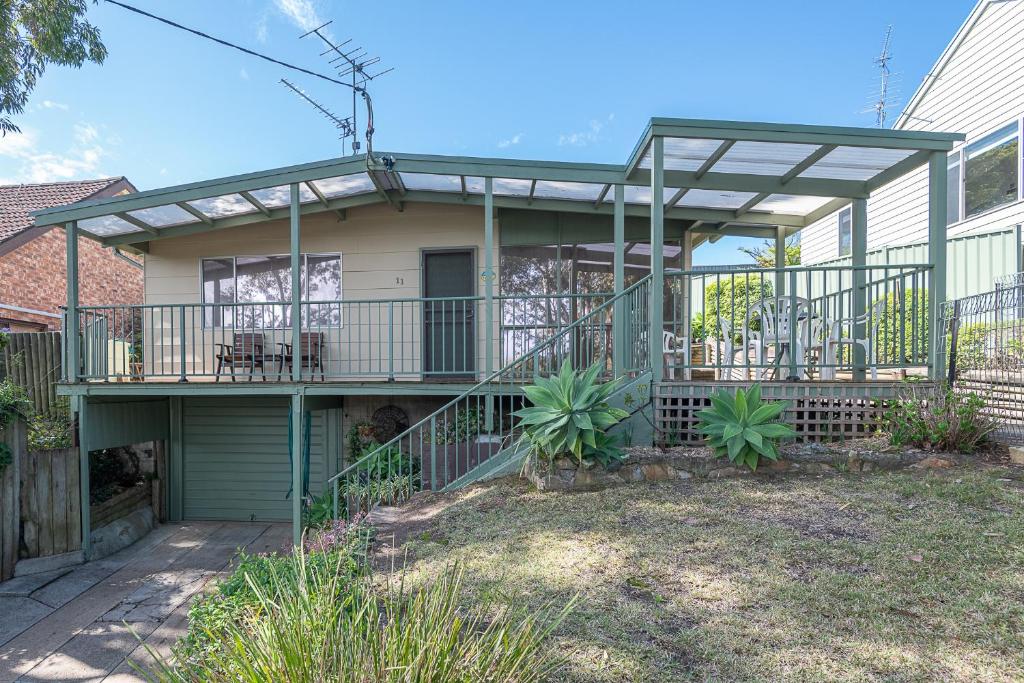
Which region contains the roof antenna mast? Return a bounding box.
[287,21,393,157]
[873,25,894,128]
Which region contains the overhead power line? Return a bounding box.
[103,0,364,92]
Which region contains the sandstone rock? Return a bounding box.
[641,463,672,481]
[1008,446,1024,466]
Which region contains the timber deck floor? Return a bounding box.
[0,521,290,682]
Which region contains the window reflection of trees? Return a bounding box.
[499,241,681,367]
[201,254,341,328]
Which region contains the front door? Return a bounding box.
[423,249,475,378]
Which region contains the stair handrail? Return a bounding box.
[326,273,653,515]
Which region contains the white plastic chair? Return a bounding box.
[662,331,690,380]
[744,296,811,379]
[821,299,887,380]
[716,316,749,380]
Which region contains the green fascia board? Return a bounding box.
[647,117,963,150]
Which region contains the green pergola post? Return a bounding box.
[680,228,693,379]
[290,183,301,382]
[774,225,786,295]
[649,136,665,383]
[483,177,495,431]
[927,151,948,380]
[290,392,303,546]
[851,198,868,381]
[612,184,625,377]
[65,221,79,383]
[75,395,90,559]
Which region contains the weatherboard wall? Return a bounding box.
[802,0,1024,265]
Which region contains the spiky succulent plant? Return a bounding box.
[695,383,796,471]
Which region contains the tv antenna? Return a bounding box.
[288,21,393,156]
[873,25,895,128]
[281,78,353,144]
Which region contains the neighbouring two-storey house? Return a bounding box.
[33,117,960,548]
[802,0,1024,297]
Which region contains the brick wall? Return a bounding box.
[0,228,144,330]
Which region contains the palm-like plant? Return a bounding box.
[695,383,796,471]
[514,362,629,465]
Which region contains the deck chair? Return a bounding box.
[215,333,268,382]
[279,332,326,382]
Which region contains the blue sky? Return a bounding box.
[0,0,974,264]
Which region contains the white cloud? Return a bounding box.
[41,100,69,111]
[497,133,523,149]
[255,14,269,43]
[73,123,99,144]
[558,114,615,147]
[0,123,112,183]
[240,68,250,81]
[273,0,326,32]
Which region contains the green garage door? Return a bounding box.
[182,397,334,522]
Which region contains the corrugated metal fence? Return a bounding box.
[813,225,1022,301]
[0,332,63,414]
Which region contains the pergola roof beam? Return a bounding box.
[665,187,689,209]
[646,118,962,151]
[527,179,537,205]
[780,144,837,185]
[114,212,158,235]
[237,192,269,218]
[460,175,467,200]
[734,192,770,217]
[176,201,215,224]
[694,140,735,180]
[305,181,330,208]
[594,183,611,208]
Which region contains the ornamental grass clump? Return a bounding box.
[144,552,571,683]
[696,383,796,471]
[514,362,629,468]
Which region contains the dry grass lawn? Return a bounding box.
[389,466,1024,682]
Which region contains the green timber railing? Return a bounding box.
[66,292,614,383]
[664,263,934,381]
[326,274,653,518]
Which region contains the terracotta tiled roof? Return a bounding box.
[0,177,132,242]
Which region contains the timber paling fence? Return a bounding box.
[944,272,1024,443]
[0,332,63,415]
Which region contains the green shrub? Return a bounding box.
[27,408,72,451]
[154,554,569,682]
[884,384,996,454]
[703,275,773,340]
[514,362,628,468]
[175,517,369,668]
[0,379,31,476]
[696,383,796,471]
[874,288,928,365]
[689,312,709,343]
[425,406,485,445]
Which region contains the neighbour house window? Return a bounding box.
[201,254,341,327]
[837,208,852,257]
[946,118,1023,224]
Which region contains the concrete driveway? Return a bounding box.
[0,521,290,682]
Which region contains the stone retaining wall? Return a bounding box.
[525,440,959,492]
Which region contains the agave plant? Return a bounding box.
[514,362,629,465]
[695,383,796,471]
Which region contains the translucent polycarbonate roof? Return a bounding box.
[31,117,961,241]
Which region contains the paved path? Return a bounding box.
[0,521,291,682]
